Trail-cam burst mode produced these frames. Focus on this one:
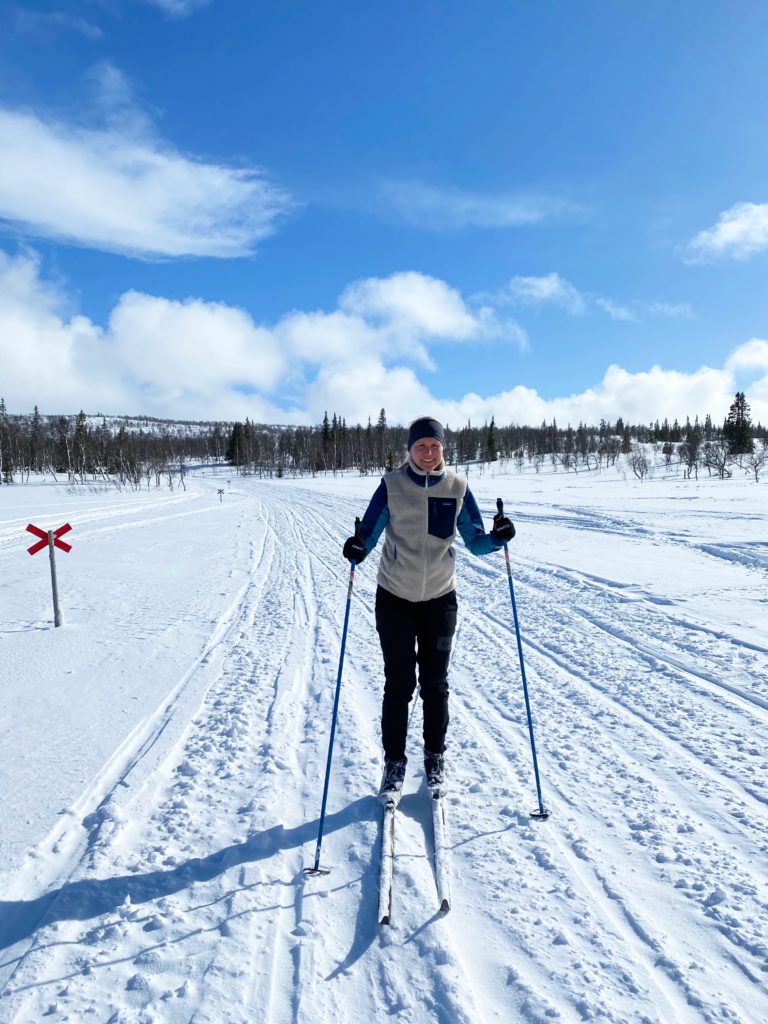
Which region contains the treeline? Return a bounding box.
[1,394,765,488]
[225,400,764,479]
[0,403,229,488]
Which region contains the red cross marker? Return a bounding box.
[27,522,72,556]
[25,523,73,627]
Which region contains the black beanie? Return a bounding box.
[407,416,445,449]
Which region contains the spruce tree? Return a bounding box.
[376,408,387,469]
[485,416,498,462]
[0,397,11,484]
[30,405,44,474]
[723,391,753,454]
[226,422,246,465]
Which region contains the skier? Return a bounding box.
[342,416,515,803]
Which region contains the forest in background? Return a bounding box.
[0,393,764,488]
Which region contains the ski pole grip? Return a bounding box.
[354,516,362,537]
[496,498,504,516]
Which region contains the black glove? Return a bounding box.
[342,534,367,564]
[491,513,515,543]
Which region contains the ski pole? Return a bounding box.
[497,498,550,820]
[304,517,361,875]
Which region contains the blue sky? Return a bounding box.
[1,0,768,427]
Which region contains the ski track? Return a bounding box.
[479,558,768,809]
[1,479,767,1023]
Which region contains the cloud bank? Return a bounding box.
[1,251,765,427]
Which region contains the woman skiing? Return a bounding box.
[342,416,515,803]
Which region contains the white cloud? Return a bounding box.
[275,271,528,371]
[306,359,436,428]
[686,202,768,262]
[551,363,731,425]
[0,251,127,413]
[8,7,103,39]
[340,272,478,338]
[379,180,570,230]
[502,272,587,315]
[0,257,525,421]
[0,251,290,420]
[1,251,765,427]
[274,310,377,366]
[0,87,293,258]
[484,273,692,323]
[644,301,694,319]
[595,297,636,321]
[724,337,768,373]
[86,63,143,127]
[110,292,285,394]
[301,352,762,432]
[143,0,211,17]
[413,357,758,431]
[474,307,530,350]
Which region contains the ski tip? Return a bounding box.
[379,914,391,926]
[439,898,450,914]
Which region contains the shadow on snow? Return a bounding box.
[1,797,383,985]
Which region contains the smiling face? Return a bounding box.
[410,436,444,472]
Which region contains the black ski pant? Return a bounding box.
[375,585,458,762]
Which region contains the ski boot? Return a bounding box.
[424,750,446,798]
[379,757,407,806]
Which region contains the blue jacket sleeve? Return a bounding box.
[359,479,389,555]
[457,487,502,556]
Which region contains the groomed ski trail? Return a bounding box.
[1,474,766,1024]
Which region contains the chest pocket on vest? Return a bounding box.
[428,496,457,540]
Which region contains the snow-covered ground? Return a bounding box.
[1,461,766,1024]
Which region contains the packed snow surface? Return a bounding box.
[0,463,766,1023]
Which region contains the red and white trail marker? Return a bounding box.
[26,522,73,627]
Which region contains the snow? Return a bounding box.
[1,461,766,1023]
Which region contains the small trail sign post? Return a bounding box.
[27,523,72,628]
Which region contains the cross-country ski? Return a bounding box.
[431,793,451,914]
[377,792,451,926]
[378,799,396,925]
